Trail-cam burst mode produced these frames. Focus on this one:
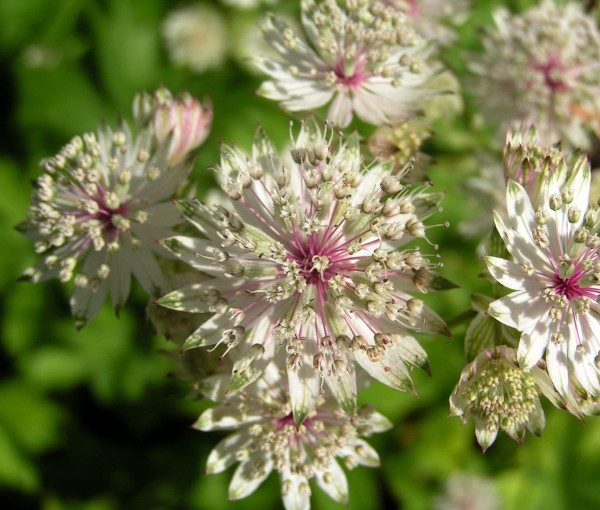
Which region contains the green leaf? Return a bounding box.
[0,383,65,454]
[0,425,38,492]
[464,312,502,362]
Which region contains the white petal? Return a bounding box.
[351,327,416,393]
[160,236,227,276]
[143,201,183,228]
[288,335,320,425]
[475,419,498,451]
[488,291,545,332]
[194,405,262,432]
[228,453,273,500]
[315,460,348,505]
[517,316,551,368]
[280,471,311,510]
[546,336,571,398]
[361,410,393,433]
[484,256,528,291]
[345,439,380,467]
[206,431,252,474]
[324,353,357,415]
[327,92,353,128]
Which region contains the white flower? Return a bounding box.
[162,5,228,73]
[221,0,277,8]
[459,125,571,240]
[195,364,391,510]
[388,0,470,45]
[471,1,600,148]
[450,346,561,450]
[254,0,441,128]
[485,156,600,400]
[434,473,500,510]
[158,122,451,423]
[20,89,211,326]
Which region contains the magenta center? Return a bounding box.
[532,55,569,93]
[288,233,342,286]
[333,57,367,89]
[275,412,314,430]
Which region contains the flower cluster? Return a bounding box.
[19,0,600,507]
[254,0,443,127]
[471,0,600,147]
[486,155,600,400]
[159,122,451,424]
[21,88,212,326]
[450,346,559,450]
[162,4,228,73]
[195,364,390,508]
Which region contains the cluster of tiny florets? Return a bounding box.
[21,88,211,325]
[255,0,443,127]
[450,347,550,449]
[471,0,600,147]
[195,366,390,506]
[159,122,451,432]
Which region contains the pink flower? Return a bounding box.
[154,91,212,164]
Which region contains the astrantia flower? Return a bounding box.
[486,158,600,399]
[450,346,560,450]
[221,0,277,8]
[254,0,441,128]
[503,125,565,203]
[460,125,568,240]
[20,89,212,326]
[471,0,600,147]
[388,0,470,45]
[434,473,500,510]
[196,364,391,509]
[158,122,451,423]
[162,5,228,73]
[368,118,431,176]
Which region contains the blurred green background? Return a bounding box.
[1,0,600,509]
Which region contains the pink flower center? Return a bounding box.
[333,57,367,90]
[532,55,569,93]
[275,412,314,430]
[552,273,587,300]
[288,233,340,285]
[404,0,421,16]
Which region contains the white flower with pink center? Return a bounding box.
[21,89,211,326]
[253,0,441,128]
[471,0,600,148]
[158,122,451,423]
[486,156,600,399]
[195,364,391,510]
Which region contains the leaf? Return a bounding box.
[0,382,65,454]
[464,312,503,362]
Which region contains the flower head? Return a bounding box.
[162,4,228,73]
[196,364,391,509]
[254,0,441,128]
[158,122,451,423]
[434,473,500,510]
[503,125,565,202]
[221,0,277,8]
[368,118,432,177]
[20,89,210,326]
[486,155,600,400]
[388,0,470,45]
[471,0,600,147]
[450,346,559,450]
